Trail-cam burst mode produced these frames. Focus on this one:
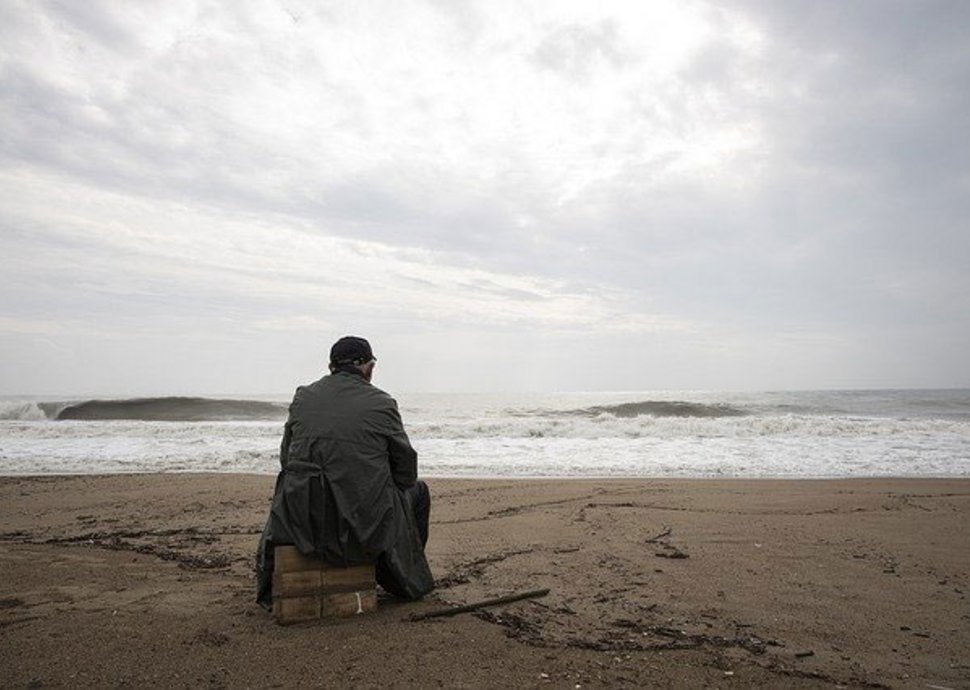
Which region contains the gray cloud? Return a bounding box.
[532,20,630,79]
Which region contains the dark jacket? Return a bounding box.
[256,370,434,608]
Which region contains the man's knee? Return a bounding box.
[415,479,430,507]
[406,479,429,511]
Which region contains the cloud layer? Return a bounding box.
[1,0,968,394]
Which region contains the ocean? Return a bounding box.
[1,389,969,478]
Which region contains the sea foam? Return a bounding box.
[1,390,968,478]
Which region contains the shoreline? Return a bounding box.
[2,474,968,687]
[2,471,968,480]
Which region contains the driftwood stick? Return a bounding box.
[409,588,551,622]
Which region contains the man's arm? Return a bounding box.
[279,388,302,468]
[385,401,418,489]
[279,417,293,468]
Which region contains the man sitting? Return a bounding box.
[256,336,433,608]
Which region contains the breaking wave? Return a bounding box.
[1,397,287,422]
[581,400,748,418]
[0,400,50,421]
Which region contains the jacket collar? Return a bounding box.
[331,365,367,380]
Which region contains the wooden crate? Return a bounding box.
[272,546,376,625]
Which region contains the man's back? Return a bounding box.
[283,372,417,495]
[256,340,433,608]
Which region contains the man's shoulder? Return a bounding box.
[291,377,325,400]
[355,378,398,410]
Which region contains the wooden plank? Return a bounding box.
[273,545,320,573]
[321,589,378,617]
[322,565,374,591]
[273,574,373,597]
[273,570,323,598]
[273,596,321,625]
[275,547,374,578]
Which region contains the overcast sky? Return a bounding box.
[1,0,968,396]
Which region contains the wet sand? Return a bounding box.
[1,475,968,688]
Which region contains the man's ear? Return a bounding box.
[328,363,336,373]
[362,361,376,381]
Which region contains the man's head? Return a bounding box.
[328,336,376,380]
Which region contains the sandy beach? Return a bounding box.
[1,475,968,688]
